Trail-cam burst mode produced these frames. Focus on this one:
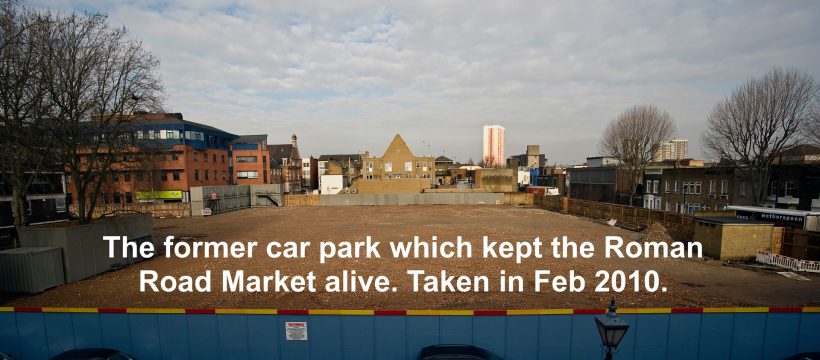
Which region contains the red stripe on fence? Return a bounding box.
[769,307,802,313]
[573,309,606,315]
[671,308,704,314]
[374,310,407,316]
[98,308,127,313]
[277,309,309,315]
[474,310,507,316]
[185,309,216,314]
[14,307,42,313]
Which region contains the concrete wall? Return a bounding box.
[319,193,503,206]
[475,168,516,193]
[1,310,818,360]
[18,214,154,283]
[355,178,432,194]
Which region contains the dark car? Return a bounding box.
[0,352,17,360]
[50,348,135,360]
[784,354,820,360]
[419,344,503,360]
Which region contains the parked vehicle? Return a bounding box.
[50,348,135,360]
[0,352,17,360]
[419,344,503,360]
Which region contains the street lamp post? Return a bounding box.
[595,297,630,360]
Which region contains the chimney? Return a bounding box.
[291,134,297,147]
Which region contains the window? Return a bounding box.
[694,181,702,195]
[195,170,199,181]
[652,180,659,194]
[205,170,209,180]
[212,154,216,162]
[214,170,218,181]
[165,130,176,139]
[172,153,179,161]
[405,162,413,171]
[221,155,225,163]
[160,153,167,161]
[236,156,258,163]
[112,172,120,182]
[125,192,132,204]
[161,171,168,181]
[173,170,180,181]
[365,162,373,173]
[674,180,680,193]
[124,172,131,182]
[720,180,729,196]
[739,180,746,196]
[203,151,208,162]
[113,193,121,204]
[385,162,392,172]
[237,171,259,179]
[664,180,669,193]
[193,152,198,161]
[784,181,797,196]
[709,180,716,195]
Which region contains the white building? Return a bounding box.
[482,125,505,167]
[655,139,688,161]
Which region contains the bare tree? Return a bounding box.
[599,104,675,206]
[479,153,499,168]
[0,1,53,229]
[39,11,164,223]
[701,67,819,206]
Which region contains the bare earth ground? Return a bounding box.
[6,205,820,309]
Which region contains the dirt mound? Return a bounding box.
[643,222,674,243]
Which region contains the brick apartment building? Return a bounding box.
[660,165,754,215]
[67,113,237,204]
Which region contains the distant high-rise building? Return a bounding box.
[482,125,505,167]
[655,138,688,161]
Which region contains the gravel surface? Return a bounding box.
[6,205,820,309]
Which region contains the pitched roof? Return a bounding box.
[232,134,267,144]
[268,144,296,160]
[383,134,414,157]
[318,154,362,162]
[436,156,453,163]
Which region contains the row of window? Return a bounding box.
[366,161,432,173]
[663,179,730,196]
[364,174,432,180]
[133,129,229,148]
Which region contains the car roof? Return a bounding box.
[51,348,122,359]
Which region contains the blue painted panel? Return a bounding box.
[187,315,219,359]
[537,314,572,360]
[217,315,249,360]
[44,312,74,357]
[15,313,49,360]
[731,313,766,360]
[247,314,279,360]
[763,313,799,359]
[699,313,734,359]
[612,313,637,360]
[128,314,162,359]
[633,314,669,360]
[71,313,102,349]
[308,315,342,360]
[571,314,603,360]
[279,315,310,360]
[0,313,20,357]
[99,313,131,354]
[374,316,405,360]
[504,316,538,360]
[666,313,701,360]
[472,317,505,358]
[405,316,439,360]
[157,314,190,360]
[439,316,472,345]
[342,316,375,360]
[797,313,820,354]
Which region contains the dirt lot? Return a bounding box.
[6,205,820,309]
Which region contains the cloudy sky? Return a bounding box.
[33,0,820,164]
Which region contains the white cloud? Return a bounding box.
[31,0,820,163]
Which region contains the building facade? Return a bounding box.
[482,125,505,167]
[357,134,435,194]
[67,113,237,204]
[660,166,754,215]
[268,134,302,194]
[301,156,318,192]
[230,135,270,185]
[654,139,689,161]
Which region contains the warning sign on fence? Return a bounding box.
[285,321,308,341]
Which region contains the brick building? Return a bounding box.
[357,134,435,194]
[268,134,302,194]
[230,135,271,185]
[67,113,237,204]
[661,165,754,215]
